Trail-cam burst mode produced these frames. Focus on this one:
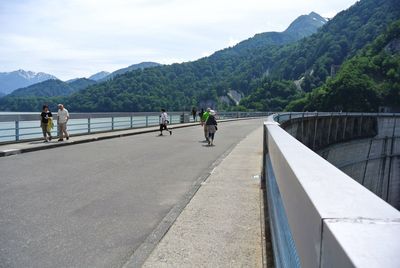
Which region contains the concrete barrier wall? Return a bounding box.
[281,115,400,210]
[281,115,377,151]
[264,114,400,268]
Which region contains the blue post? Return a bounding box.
[88,118,91,133]
[130,116,133,128]
[146,116,148,127]
[111,117,114,130]
[15,121,19,141]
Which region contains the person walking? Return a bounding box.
[206,110,218,146]
[57,104,70,141]
[201,108,211,141]
[159,109,172,136]
[191,107,197,122]
[40,105,53,142]
[198,108,204,120]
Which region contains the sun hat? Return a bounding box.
[210,110,216,116]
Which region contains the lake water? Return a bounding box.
[0,112,184,143]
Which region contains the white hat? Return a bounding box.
[210,110,216,116]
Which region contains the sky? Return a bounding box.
[0,0,357,80]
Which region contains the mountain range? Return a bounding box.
[0,62,161,97]
[0,0,398,112]
[8,78,97,97]
[0,70,57,95]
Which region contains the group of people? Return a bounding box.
[40,104,70,142]
[41,105,216,144]
[159,107,218,146]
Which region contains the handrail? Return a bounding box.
[263,113,400,268]
[0,111,271,143]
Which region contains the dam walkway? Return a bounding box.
[0,118,266,267]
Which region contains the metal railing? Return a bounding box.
[0,111,271,144]
[263,113,400,268]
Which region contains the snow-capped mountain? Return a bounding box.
[0,69,57,95]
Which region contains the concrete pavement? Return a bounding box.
[141,126,264,267]
[0,119,265,268]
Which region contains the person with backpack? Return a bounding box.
[159,109,172,136]
[206,110,218,146]
[201,108,211,141]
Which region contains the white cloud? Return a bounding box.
[0,0,357,80]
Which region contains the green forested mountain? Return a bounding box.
[8,79,73,97]
[68,78,97,91]
[239,0,400,111]
[268,0,400,90]
[286,20,400,112]
[0,0,399,112]
[229,12,326,52]
[0,78,97,111]
[59,12,328,112]
[6,78,96,97]
[98,62,161,82]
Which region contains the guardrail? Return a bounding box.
[0,111,270,144]
[263,113,400,268]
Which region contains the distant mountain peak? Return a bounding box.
[0,69,57,95]
[228,11,327,53]
[88,71,111,81]
[284,11,327,35]
[98,62,161,82]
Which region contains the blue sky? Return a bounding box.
[0,0,357,80]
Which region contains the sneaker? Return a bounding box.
[169,130,172,135]
[58,139,63,141]
[158,133,163,136]
[66,136,69,140]
[44,140,48,143]
[49,136,52,141]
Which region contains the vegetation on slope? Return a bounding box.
[286,20,400,112]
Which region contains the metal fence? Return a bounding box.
[0,111,270,144]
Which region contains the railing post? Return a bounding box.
[261,124,267,190]
[146,116,148,127]
[15,121,19,141]
[88,117,91,134]
[111,117,114,130]
[130,115,133,129]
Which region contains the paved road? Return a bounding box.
[0,119,264,268]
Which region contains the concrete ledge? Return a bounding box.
[265,116,400,267]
